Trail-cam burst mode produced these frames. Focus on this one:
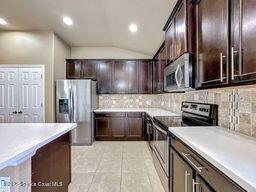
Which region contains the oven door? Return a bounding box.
[153,121,169,176]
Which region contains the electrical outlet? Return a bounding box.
[0,177,10,192]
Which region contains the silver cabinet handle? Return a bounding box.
[182,153,205,173]
[192,179,201,192]
[231,47,239,80]
[220,52,226,82]
[185,170,190,192]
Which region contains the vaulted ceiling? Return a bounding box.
[0,0,177,56]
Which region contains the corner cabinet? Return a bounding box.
[94,112,144,141]
[164,0,195,64]
[196,0,229,88]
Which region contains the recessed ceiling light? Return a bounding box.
[0,18,7,25]
[63,16,73,26]
[129,23,138,33]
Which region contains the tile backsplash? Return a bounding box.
[99,85,256,138]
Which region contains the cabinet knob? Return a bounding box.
[18,111,23,114]
[13,111,17,114]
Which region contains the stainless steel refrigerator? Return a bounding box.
[55,79,98,145]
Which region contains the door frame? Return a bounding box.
[0,64,45,122]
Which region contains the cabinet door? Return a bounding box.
[97,60,113,93]
[110,117,126,139]
[172,150,193,192]
[138,60,152,94]
[166,21,176,63]
[175,0,187,57]
[231,0,256,82]
[127,117,143,139]
[196,0,229,88]
[66,60,81,79]
[154,47,166,93]
[95,117,110,140]
[126,60,139,93]
[112,60,127,93]
[81,60,97,79]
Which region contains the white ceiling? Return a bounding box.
[0,0,177,56]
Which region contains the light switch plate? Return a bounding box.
[0,177,10,192]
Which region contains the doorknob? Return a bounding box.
[18,111,23,114]
[13,111,17,114]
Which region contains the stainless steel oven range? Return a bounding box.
[152,102,218,192]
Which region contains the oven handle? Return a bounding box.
[175,66,179,87]
[153,122,168,135]
[182,153,205,173]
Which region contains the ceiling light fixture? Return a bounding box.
[63,16,73,26]
[129,23,138,33]
[0,18,7,25]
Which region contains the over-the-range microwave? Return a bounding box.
[164,53,194,92]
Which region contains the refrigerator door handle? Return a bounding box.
[69,88,72,122]
[71,88,75,122]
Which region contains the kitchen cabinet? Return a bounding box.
[66,60,81,78]
[171,136,246,192]
[66,59,151,94]
[95,112,144,141]
[127,113,144,139]
[172,149,193,192]
[97,60,113,94]
[153,43,166,93]
[196,0,229,88]
[231,0,256,83]
[112,61,128,93]
[139,60,152,94]
[164,0,194,64]
[81,60,97,79]
[126,60,139,93]
[32,133,70,192]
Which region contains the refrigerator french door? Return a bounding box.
[56,79,98,145]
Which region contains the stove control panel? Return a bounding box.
[182,102,212,117]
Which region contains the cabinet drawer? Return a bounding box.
[127,112,143,118]
[95,112,126,118]
[171,135,245,192]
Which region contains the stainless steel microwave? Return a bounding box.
[164,53,194,92]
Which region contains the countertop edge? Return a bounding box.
[168,127,255,192]
[0,123,77,170]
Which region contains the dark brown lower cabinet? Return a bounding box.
[95,112,144,141]
[172,150,193,192]
[171,136,246,192]
[32,133,70,192]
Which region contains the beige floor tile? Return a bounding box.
[121,172,152,192]
[68,184,90,192]
[147,168,165,192]
[122,158,147,173]
[72,157,101,173]
[88,172,121,192]
[71,172,94,186]
[97,158,122,173]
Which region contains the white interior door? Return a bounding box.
[0,68,19,123]
[18,68,43,123]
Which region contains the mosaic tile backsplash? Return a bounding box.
[99,85,256,138]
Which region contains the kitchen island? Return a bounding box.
[0,123,77,192]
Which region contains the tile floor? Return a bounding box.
[69,141,165,192]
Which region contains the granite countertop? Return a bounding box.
[0,123,77,170]
[169,126,256,192]
[94,108,180,117]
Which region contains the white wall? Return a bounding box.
[71,46,152,59]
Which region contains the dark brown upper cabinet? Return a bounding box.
[112,60,127,93]
[139,60,153,94]
[196,0,229,88]
[126,60,139,93]
[81,60,97,79]
[164,0,194,64]
[97,60,113,94]
[153,43,166,93]
[66,60,82,79]
[231,0,256,83]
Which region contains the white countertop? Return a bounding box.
[169,126,256,192]
[94,108,180,117]
[0,123,77,170]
